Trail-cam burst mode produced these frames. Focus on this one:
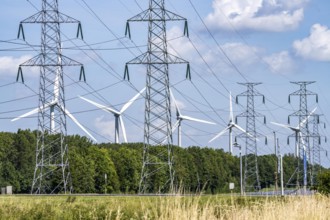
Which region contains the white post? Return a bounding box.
[280,155,284,196]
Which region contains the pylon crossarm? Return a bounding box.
[21,11,81,24]
[126,52,188,65]
[128,9,186,22]
[19,54,83,67]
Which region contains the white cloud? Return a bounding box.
[167,26,194,57]
[0,55,33,77]
[293,24,330,61]
[263,51,297,74]
[205,0,308,32]
[202,42,263,74]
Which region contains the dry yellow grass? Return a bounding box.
[0,194,329,219]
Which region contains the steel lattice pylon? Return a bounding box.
[310,114,322,186]
[236,83,266,192]
[17,0,85,194]
[287,81,317,190]
[125,0,190,193]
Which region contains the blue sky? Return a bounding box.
[0,0,330,167]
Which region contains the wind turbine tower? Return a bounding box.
[236,83,266,192]
[124,0,190,193]
[17,0,85,194]
[288,81,317,190]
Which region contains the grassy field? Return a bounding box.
[0,194,329,219]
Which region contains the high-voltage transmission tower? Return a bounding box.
[124,0,190,193]
[17,0,85,194]
[236,83,266,192]
[288,81,317,190]
[310,114,325,186]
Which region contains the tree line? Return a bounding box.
[0,129,327,194]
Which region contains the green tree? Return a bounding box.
[109,146,141,193]
[317,170,330,195]
[88,146,119,193]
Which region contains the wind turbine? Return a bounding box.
[209,92,250,154]
[171,91,215,147]
[271,107,317,157]
[79,87,146,144]
[12,46,98,142]
[271,107,317,192]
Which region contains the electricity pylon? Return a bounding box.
[287,81,317,190]
[17,0,85,194]
[310,114,326,186]
[236,83,266,192]
[124,0,190,193]
[272,107,317,192]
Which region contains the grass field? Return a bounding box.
[0,194,329,219]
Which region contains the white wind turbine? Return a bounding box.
[209,92,250,154]
[12,46,98,142]
[171,91,216,147]
[79,87,146,144]
[271,107,317,157]
[271,107,317,191]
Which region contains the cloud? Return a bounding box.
[202,42,263,74]
[167,26,195,57]
[0,55,34,77]
[263,51,297,74]
[293,24,330,61]
[205,0,308,32]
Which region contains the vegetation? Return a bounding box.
[0,129,328,194]
[0,194,329,219]
[316,170,330,195]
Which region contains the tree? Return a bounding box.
[109,146,141,193]
[316,170,330,195]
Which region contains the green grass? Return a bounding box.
[0,194,329,219]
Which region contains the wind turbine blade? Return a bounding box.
[299,107,317,128]
[11,107,39,122]
[172,120,180,132]
[11,102,52,122]
[271,121,296,131]
[119,116,128,143]
[120,87,146,113]
[79,96,120,115]
[181,115,215,125]
[229,91,234,122]
[170,89,181,116]
[63,107,98,143]
[233,123,258,141]
[209,126,230,143]
[233,123,247,134]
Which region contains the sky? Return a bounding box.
[0,0,330,167]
